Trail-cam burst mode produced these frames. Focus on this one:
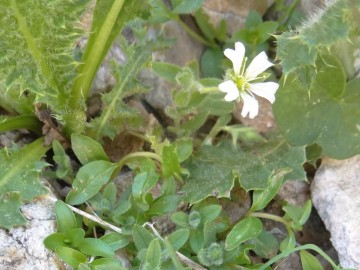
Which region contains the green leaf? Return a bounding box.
[52,140,72,179]
[252,230,279,259]
[274,54,360,159]
[44,233,69,251]
[90,258,126,269]
[0,138,49,228]
[55,201,77,234]
[200,48,224,78]
[167,229,190,251]
[66,161,118,205]
[143,239,161,270]
[198,205,222,224]
[0,0,89,105]
[182,140,305,204]
[198,243,224,267]
[132,224,154,251]
[78,238,115,257]
[171,212,189,228]
[279,231,296,252]
[100,233,130,251]
[306,144,323,166]
[249,169,288,212]
[71,134,109,165]
[0,192,26,229]
[147,195,180,216]
[88,40,152,140]
[174,139,193,162]
[189,229,204,253]
[55,247,87,268]
[283,200,312,229]
[71,0,148,103]
[152,61,183,83]
[300,250,324,270]
[225,217,263,250]
[0,115,42,134]
[162,145,181,177]
[172,0,204,14]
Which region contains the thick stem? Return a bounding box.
[117,151,163,167]
[70,0,126,107]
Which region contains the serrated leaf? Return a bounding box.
[274,54,360,159]
[0,0,89,101]
[172,0,204,14]
[0,138,49,228]
[225,217,263,250]
[71,134,109,165]
[88,41,152,140]
[56,247,87,268]
[182,140,305,204]
[249,169,288,212]
[55,201,77,234]
[78,238,115,257]
[66,161,118,205]
[152,61,183,83]
[0,192,26,229]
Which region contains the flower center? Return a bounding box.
[234,75,247,92]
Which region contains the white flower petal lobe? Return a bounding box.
[240,92,259,119]
[248,82,279,103]
[245,51,274,80]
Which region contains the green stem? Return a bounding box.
[174,16,215,48]
[247,212,291,228]
[0,115,42,134]
[257,244,345,270]
[70,0,126,107]
[117,151,163,167]
[278,0,301,27]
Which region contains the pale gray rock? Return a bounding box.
[0,193,67,270]
[311,156,360,269]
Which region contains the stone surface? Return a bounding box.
[0,192,67,270]
[311,155,360,269]
[144,20,204,110]
[203,0,274,35]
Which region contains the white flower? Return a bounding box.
[218,42,279,119]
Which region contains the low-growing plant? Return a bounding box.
[0,0,359,269]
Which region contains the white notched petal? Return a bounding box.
[218,80,239,102]
[240,92,258,119]
[245,51,274,80]
[224,42,245,75]
[248,82,279,103]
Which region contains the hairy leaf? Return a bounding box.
[274,54,360,159]
[0,0,89,107]
[182,140,305,204]
[0,138,49,228]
